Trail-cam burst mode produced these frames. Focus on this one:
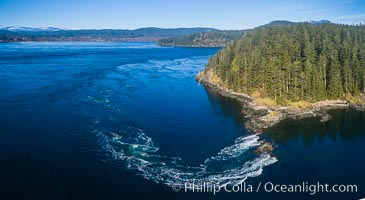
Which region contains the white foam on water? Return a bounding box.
[117,56,210,76]
[95,127,277,188]
[93,56,277,189]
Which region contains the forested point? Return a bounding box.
[158,30,245,47]
[205,23,365,105]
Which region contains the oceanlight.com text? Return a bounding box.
[171,181,358,195]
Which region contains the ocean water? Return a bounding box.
[0,42,364,200]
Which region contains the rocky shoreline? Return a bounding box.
[196,70,365,133]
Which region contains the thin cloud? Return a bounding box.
[332,13,365,24]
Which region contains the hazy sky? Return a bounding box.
[1,0,365,29]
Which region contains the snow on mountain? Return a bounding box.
[1,26,63,32]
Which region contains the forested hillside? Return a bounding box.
[157,20,330,48]
[158,30,245,47]
[204,23,365,104]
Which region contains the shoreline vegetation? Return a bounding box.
[196,69,365,133]
[196,22,365,133]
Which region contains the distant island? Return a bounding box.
[197,22,365,131]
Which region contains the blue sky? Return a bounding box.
[1,0,365,29]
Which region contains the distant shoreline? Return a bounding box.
[0,41,159,43]
[196,70,365,133]
[0,38,161,43]
[0,27,218,43]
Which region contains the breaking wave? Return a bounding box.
[95,127,277,187]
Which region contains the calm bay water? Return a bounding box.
[0,42,364,200]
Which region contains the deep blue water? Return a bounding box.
[0,42,364,200]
